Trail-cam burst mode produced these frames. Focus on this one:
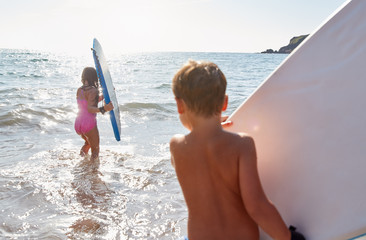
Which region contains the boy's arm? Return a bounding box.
[170,154,175,168]
[238,136,291,240]
[170,135,182,168]
[169,138,176,168]
[169,134,186,168]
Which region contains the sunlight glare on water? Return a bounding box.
[0,49,286,239]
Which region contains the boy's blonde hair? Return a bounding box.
[172,60,227,117]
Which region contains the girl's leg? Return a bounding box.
[84,126,100,161]
[80,134,91,156]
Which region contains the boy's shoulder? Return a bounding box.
[221,130,256,155]
[223,130,254,143]
[170,130,254,151]
[170,134,186,147]
[237,132,255,143]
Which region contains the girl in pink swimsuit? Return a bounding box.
[74,67,113,161]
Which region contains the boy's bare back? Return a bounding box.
[170,60,296,240]
[170,126,260,239]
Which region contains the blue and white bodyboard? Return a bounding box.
[92,38,121,141]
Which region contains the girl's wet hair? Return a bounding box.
[82,67,98,88]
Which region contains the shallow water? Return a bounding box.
[0,49,286,239]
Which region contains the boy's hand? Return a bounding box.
[289,226,305,240]
[221,115,233,128]
[104,102,114,112]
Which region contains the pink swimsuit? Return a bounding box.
[74,88,97,135]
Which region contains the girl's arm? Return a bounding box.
[86,88,113,113]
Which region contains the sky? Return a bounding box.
[0,0,347,55]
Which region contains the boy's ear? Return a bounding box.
[175,98,185,114]
[222,95,228,111]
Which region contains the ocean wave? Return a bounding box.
[0,104,74,128]
[30,58,49,62]
[0,87,18,95]
[121,102,170,112]
[0,114,29,127]
[19,73,44,78]
[2,71,44,78]
[6,71,16,76]
[155,83,171,89]
[119,102,176,123]
[0,49,32,55]
[125,60,136,64]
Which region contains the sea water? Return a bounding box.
[0,49,286,239]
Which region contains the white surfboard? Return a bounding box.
[227,0,366,239]
[92,38,121,141]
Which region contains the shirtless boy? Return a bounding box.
[170,60,305,240]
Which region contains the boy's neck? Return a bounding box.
[186,112,223,136]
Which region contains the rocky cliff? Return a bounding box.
[261,34,309,54]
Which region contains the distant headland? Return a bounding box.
[261,34,309,54]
